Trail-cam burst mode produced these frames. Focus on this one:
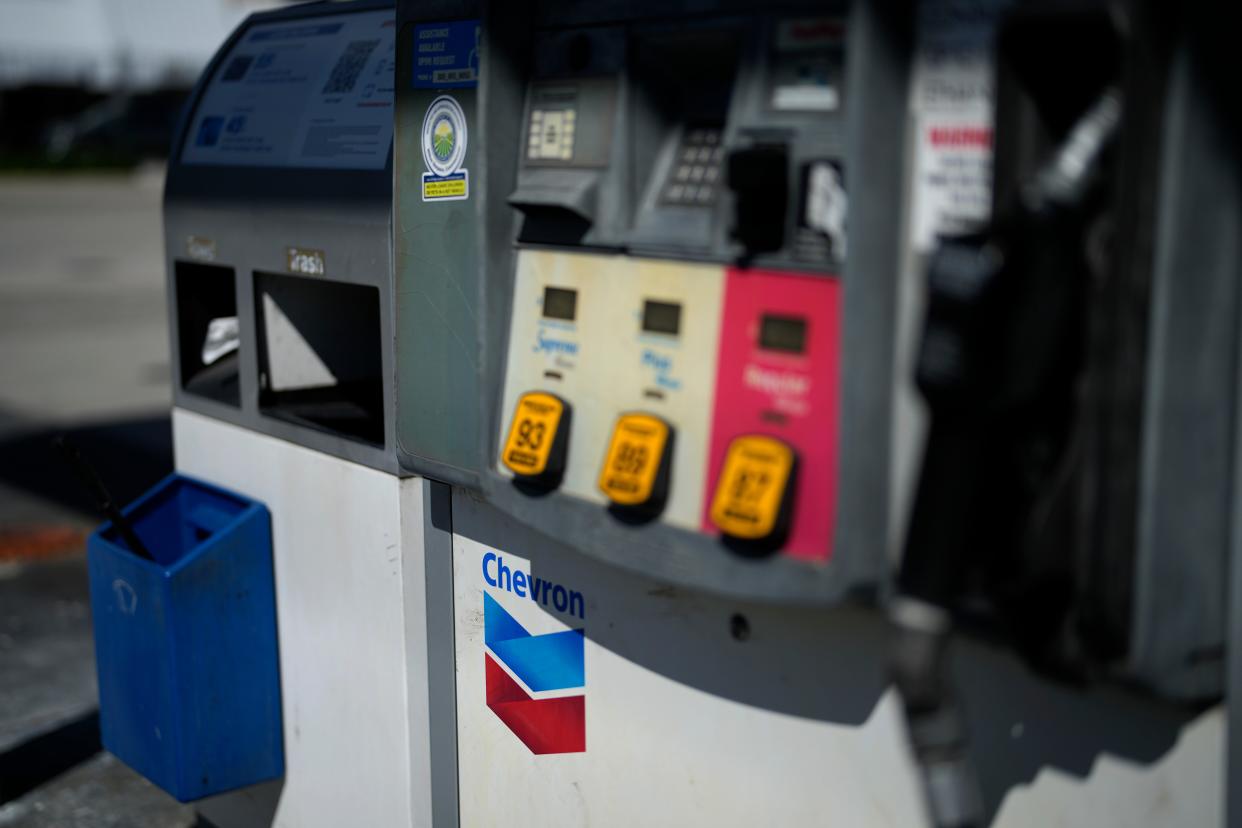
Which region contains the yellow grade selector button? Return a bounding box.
[598,413,673,511]
[502,391,570,483]
[709,435,797,542]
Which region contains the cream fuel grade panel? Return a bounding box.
[597,257,724,528]
[497,249,726,529]
[498,249,614,503]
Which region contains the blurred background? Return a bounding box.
[1,1,287,824]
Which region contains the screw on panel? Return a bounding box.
[730,614,750,642]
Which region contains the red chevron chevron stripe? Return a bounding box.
[485,653,585,754]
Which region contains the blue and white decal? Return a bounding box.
[413,20,480,89]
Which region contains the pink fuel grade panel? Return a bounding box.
[702,268,842,561]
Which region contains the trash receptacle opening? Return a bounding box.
[100,476,249,568]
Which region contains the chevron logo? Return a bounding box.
[484,592,585,754]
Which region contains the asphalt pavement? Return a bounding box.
[0,166,174,529]
[0,168,190,826]
[0,166,170,427]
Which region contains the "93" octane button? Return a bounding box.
[502,391,570,485]
[598,413,673,512]
[709,435,797,544]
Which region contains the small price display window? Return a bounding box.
[758,314,808,354]
[502,391,570,484]
[598,413,672,511]
[709,434,797,542]
[641,300,682,337]
[542,286,578,321]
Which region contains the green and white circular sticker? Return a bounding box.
[421,95,468,178]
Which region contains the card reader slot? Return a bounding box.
[510,169,600,245]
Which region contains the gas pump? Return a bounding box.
[396,5,887,602]
[393,0,1236,825]
[392,2,929,824]
[110,0,1239,825]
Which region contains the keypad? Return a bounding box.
[662,128,724,206]
[527,108,576,162]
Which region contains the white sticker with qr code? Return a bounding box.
[181,9,396,170]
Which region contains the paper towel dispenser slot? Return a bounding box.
[175,262,240,408]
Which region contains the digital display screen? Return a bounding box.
[642,300,682,336]
[542,286,578,321]
[759,314,807,353]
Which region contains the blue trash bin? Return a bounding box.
[87,473,284,802]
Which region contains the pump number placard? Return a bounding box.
[709,435,795,540]
[598,414,669,506]
[502,392,565,477]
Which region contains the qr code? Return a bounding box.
[322,40,380,94]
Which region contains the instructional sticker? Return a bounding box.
[181,9,396,170]
[421,95,470,201]
[413,20,480,89]
[908,0,1011,250]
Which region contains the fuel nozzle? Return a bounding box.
[890,597,983,828]
[893,85,1122,828]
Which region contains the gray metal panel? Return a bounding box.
[472,0,533,496]
[401,0,904,606]
[833,0,913,596]
[422,481,459,828]
[164,199,400,474]
[164,0,403,475]
[392,0,485,489]
[1131,41,1240,700]
[513,27,631,249]
[622,14,832,267]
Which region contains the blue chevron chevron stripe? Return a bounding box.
[484,592,584,692]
